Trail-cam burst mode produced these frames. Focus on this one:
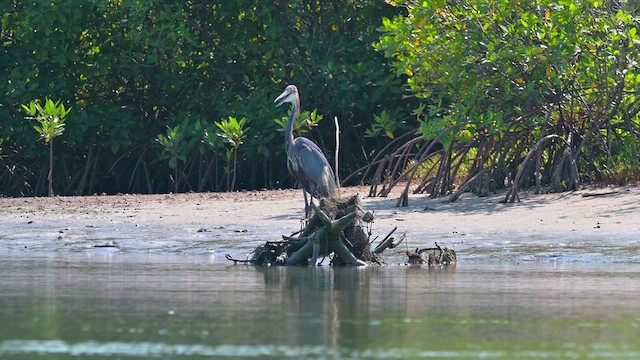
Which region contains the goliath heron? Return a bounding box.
[274,84,338,218]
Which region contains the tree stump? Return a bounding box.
[226,194,456,267]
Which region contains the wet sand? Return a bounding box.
[1,184,639,257]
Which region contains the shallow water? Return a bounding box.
[3,217,640,265]
[1,254,640,359]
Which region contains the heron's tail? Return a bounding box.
[317,166,339,199]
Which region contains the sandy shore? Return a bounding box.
[1,184,639,257]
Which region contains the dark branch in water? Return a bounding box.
[225,254,255,264]
[373,226,406,254]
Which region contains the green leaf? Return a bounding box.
[385,130,395,139]
[23,98,70,144]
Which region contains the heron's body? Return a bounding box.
[275,85,337,217]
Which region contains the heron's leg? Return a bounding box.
[309,194,315,217]
[302,189,311,219]
[303,182,316,220]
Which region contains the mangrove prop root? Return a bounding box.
[227,194,456,267]
[285,204,364,266]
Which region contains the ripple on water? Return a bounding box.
[2,340,640,359]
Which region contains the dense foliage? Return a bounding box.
[2,0,638,200]
[0,1,407,196]
[373,0,639,203]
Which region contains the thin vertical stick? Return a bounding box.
[334,116,340,188]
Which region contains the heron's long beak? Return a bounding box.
[274,89,289,107]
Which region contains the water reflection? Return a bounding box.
[1,255,640,359]
[256,266,379,349]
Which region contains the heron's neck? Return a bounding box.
[285,98,299,150]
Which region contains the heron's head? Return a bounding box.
[274,85,298,107]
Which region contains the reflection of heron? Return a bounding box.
[275,85,337,218]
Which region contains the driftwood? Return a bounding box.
[226,194,457,267]
[405,243,457,266]
[581,191,619,197]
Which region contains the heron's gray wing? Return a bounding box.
[289,137,337,198]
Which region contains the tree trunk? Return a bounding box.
[48,140,54,197]
[174,162,179,193]
[231,146,237,191]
